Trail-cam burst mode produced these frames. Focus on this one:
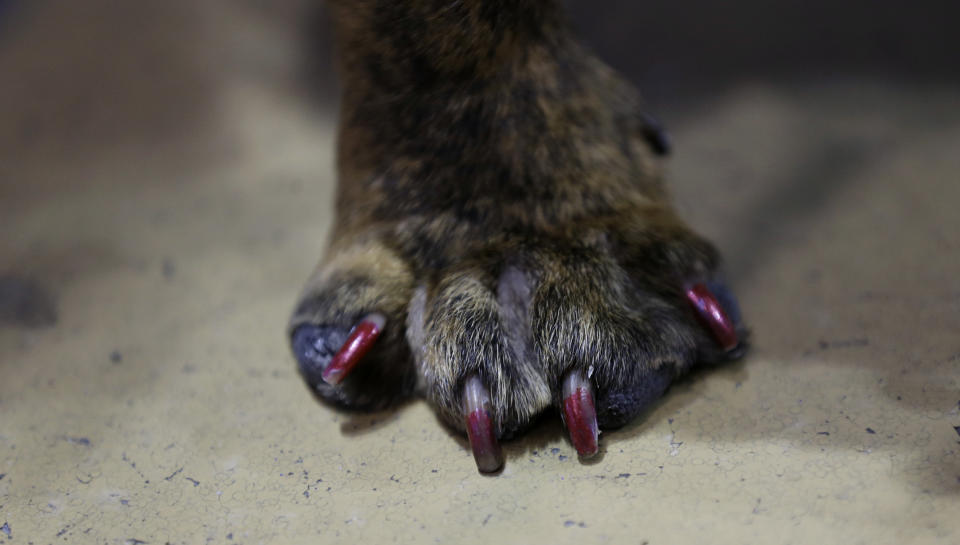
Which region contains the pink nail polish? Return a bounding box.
[562,370,599,457]
[321,313,386,385]
[685,284,738,351]
[463,375,504,473]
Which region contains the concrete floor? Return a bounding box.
[1,2,958,544]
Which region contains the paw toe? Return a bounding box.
[596,364,674,429]
[289,316,414,410]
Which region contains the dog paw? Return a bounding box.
[291,1,748,472]
[289,217,746,472]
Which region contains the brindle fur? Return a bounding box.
[290,0,746,439]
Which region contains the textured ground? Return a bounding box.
[1,2,958,544]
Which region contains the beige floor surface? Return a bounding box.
[1,3,959,544]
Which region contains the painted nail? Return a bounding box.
[562,370,599,458]
[321,313,386,385]
[463,375,504,473]
[685,283,738,351]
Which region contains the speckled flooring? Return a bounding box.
[1,3,958,544]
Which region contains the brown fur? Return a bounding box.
[290,0,746,437]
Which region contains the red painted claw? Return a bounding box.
[685,283,738,351]
[562,370,599,458]
[321,313,386,385]
[463,375,504,473]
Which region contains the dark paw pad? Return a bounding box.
[596,365,675,429]
[291,324,350,387]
